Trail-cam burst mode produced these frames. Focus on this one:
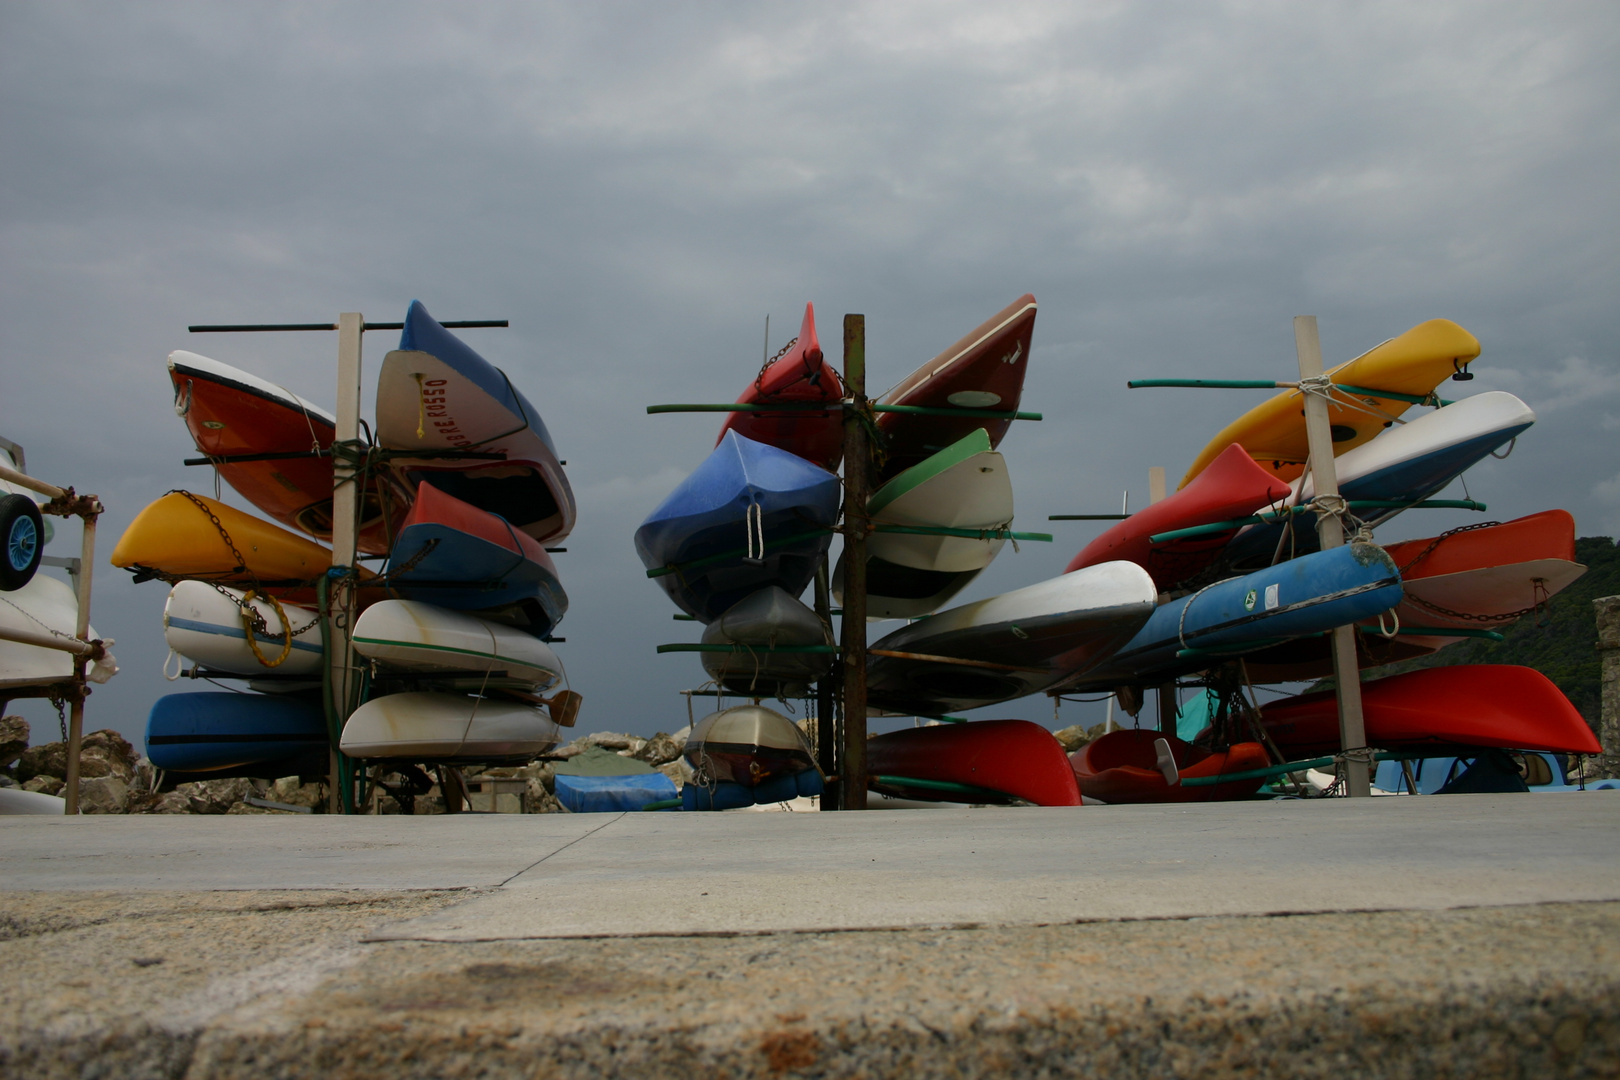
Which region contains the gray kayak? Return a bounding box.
[865,560,1158,716]
[701,586,835,698]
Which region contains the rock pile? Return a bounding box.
[1052,722,1112,755]
[0,718,692,816]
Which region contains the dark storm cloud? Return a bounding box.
[2,1,1616,741]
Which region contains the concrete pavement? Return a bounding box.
[3,795,1618,1077]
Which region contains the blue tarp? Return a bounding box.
[553,772,680,813]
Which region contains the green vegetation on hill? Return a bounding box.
[1358,535,1619,720]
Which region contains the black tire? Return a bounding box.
[0,493,44,592]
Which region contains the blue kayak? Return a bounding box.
[377,300,576,543]
[1226,392,1534,567]
[146,691,328,773]
[386,481,567,637]
[635,431,841,621]
[1061,542,1403,691]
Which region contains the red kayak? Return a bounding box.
[168,351,409,556]
[874,295,1037,481]
[718,303,845,471]
[867,719,1080,806]
[1066,442,1291,591]
[1260,665,1601,757]
[1242,511,1585,683]
[1069,730,1271,803]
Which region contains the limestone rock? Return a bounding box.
[80,730,138,784]
[21,774,62,795]
[175,776,254,814]
[133,791,191,814]
[657,758,694,786]
[633,733,684,767]
[17,742,66,783]
[525,778,563,813]
[0,715,28,769]
[78,775,130,814]
[1053,723,1109,754]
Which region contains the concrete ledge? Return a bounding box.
[2,894,1616,1079]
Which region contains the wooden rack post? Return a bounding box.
[813,557,840,808]
[1294,315,1371,797]
[325,312,364,813]
[839,315,869,810]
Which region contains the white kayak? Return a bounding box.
[0,572,101,690]
[835,428,1015,619]
[339,691,562,761]
[352,600,563,690]
[865,560,1158,716]
[163,579,324,676]
[0,788,65,815]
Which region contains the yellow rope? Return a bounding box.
[239,589,294,668]
[414,373,427,439]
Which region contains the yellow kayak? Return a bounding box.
[111,491,338,587]
[1178,319,1481,489]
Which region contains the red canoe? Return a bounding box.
[867,719,1081,806]
[718,303,845,471]
[874,295,1037,481]
[1260,665,1601,757]
[168,351,408,556]
[1069,730,1271,803]
[1066,442,1291,591]
[1241,511,1586,683]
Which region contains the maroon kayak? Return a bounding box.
[1067,442,1290,592]
[717,303,845,472]
[867,719,1080,806]
[1261,665,1601,757]
[874,295,1037,481]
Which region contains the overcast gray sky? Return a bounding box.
[3,1,1617,747]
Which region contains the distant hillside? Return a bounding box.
[1357,535,1619,721]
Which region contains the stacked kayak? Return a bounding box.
[1070,731,1271,804]
[682,704,823,810]
[717,303,845,472]
[835,428,1016,619]
[868,719,1080,806]
[126,301,579,780]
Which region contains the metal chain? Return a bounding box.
[1396,519,1505,575]
[1403,584,1547,626]
[753,336,801,399]
[170,490,249,573]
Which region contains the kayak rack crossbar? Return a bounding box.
[1380,624,1505,641]
[647,402,1042,422]
[1179,748,1434,787]
[675,610,842,620]
[870,774,1014,801]
[1048,514,1130,521]
[873,524,1052,543]
[657,643,841,654]
[189,320,508,332]
[1146,498,1488,544]
[1125,379,1452,408]
[182,447,506,467]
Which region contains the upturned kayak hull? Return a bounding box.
[163,580,324,677]
[835,428,1014,619]
[1260,665,1601,757]
[864,561,1158,716]
[376,301,576,543]
[1059,542,1404,692]
[868,719,1081,806]
[1068,442,1291,592]
[167,351,408,555]
[385,482,567,637]
[145,691,328,773]
[718,303,845,471]
[875,295,1037,480]
[635,431,841,622]
[1180,318,1482,488]
[352,599,564,689]
[340,691,563,761]
[700,587,834,698]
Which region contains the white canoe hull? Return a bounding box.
[0,788,65,815]
[1380,557,1587,647]
[340,691,562,761]
[865,561,1158,715]
[0,572,97,690]
[163,580,324,676]
[352,600,563,690]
